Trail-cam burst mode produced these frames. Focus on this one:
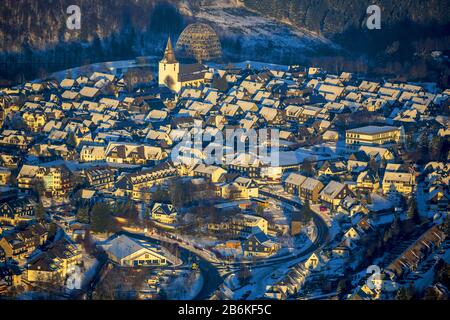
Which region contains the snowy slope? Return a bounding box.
[178,1,340,59]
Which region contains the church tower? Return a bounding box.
[159,37,180,92]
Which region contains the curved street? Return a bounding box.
[200,190,330,299]
[87,190,330,300]
[212,190,329,270]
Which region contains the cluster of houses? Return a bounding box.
[423,162,450,215]
[266,215,375,299]
[350,224,447,300]
[283,142,417,216]
[0,36,449,299]
[0,221,84,293]
[209,212,281,258]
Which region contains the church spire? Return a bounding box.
[162,36,177,64]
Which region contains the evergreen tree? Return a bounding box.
[237,262,252,286]
[255,204,265,216]
[48,222,58,239]
[67,131,77,149]
[417,131,429,163]
[390,216,401,238]
[302,159,314,176]
[143,208,151,227]
[66,69,73,79]
[429,136,444,161]
[76,207,90,224]
[35,202,46,221]
[122,199,139,224]
[91,202,115,233]
[92,35,104,61]
[407,197,421,224]
[337,279,348,296]
[153,184,170,203]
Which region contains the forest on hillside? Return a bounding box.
[0,0,450,85]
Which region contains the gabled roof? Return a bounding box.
[301,177,322,191]
[349,151,370,162]
[152,202,177,216]
[102,235,166,262]
[285,173,307,186]
[320,180,347,199]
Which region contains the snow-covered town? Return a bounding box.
[0,21,449,302]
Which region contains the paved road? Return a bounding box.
[193,257,223,300]
[260,189,329,245]
[213,190,329,271]
[89,191,330,300]
[115,231,222,300]
[209,190,330,299]
[204,189,329,298]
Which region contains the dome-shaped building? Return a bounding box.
[176,23,222,63]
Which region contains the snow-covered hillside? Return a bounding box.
[178,1,340,61]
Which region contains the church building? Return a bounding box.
[158,37,207,93]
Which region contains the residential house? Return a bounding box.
[115,162,179,201]
[284,173,307,195]
[342,227,362,243]
[151,202,178,225]
[382,171,415,195]
[105,143,167,165]
[26,238,82,283]
[83,167,115,190]
[317,161,347,177]
[0,168,11,186]
[299,177,324,204]
[0,265,22,293]
[22,111,46,133]
[426,186,450,214]
[18,165,72,197]
[0,130,33,150]
[356,171,380,193]
[242,230,279,257]
[285,105,303,122]
[193,164,226,183]
[228,154,263,178]
[231,214,269,236]
[347,151,370,173]
[0,223,48,263]
[320,180,353,209]
[0,198,36,226]
[221,177,259,199]
[304,252,326,271]
[386,225,446,278]
[299,106,321,124]
[259,107,285,125]
[80,146,106,163]
[358,146,394,161]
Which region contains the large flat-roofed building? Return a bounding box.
[346,126,402,149]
